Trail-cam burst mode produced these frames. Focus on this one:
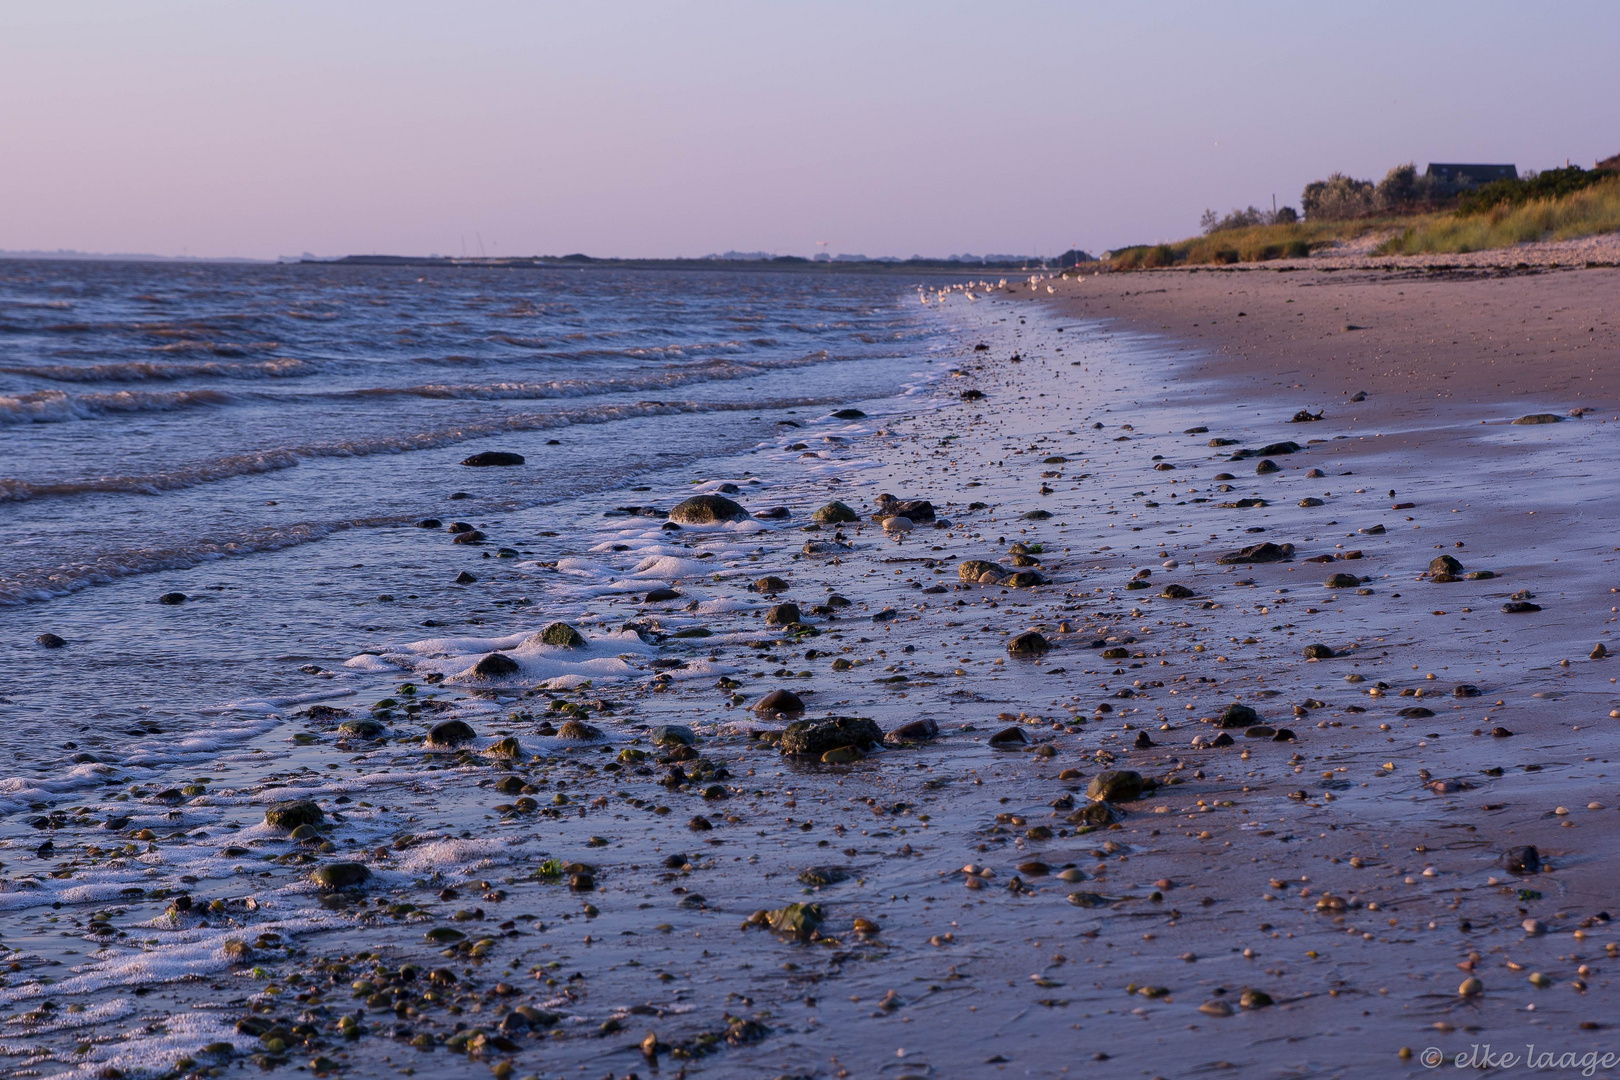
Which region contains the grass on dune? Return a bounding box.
[1377,176,1620,255]
[1110,216,1432,270]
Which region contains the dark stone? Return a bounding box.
[1005,570,1047,588]
[455,571,477,584]
[755,506,790,519]
[1255,459,1281,474]
[884,718,939,745]
[1303,643,1335,659]
[426,720,477,747]
[338,718,386,739]
[1244,725,1276,738]
[812,501,859,524]
[988,726,1031,748]
[417,518,442,528]
[158,592,187,605]
[765,603,802,626]
[876,496,935,522]
[1272,728,1296,741]
[779,716,882,755]
[754,688,806,715]
[461,451,525,467]
[311,863,371,890]
[1430,555,1464,576]
[1454,683,1482,697]
[797,866,850,886]
[1512,414,1562,425]
[1289,410,1322,423]
[831,408,867,419]
[556,720,604,741]
[1503,845,1541,874]
[644,587,682,603]
[529,622,586,648]
[1324,573,1360,588]
[1067,802,1120,827]
[651,724,695,747]
[452,530,486,544]
[265,799,324,831]
[1007,631,1051,655]
[959,560,1002,583]
[668,495,748,524]
[1134,731,1154,748]
[1399,706,1434,718]
[1087,770,1145,802]
[1023,510,1053,520]
[1502,601,1541,613]
[35,633,65,648]
[1216,542,1295,565]
[688,815,713,831]
[471,652,520,678]
[1216,703,1260,728]
[753,575,790,593]
[1160,583,1196,599]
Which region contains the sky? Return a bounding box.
[1,1,1616,260]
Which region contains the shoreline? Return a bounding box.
[4,269,1620,1078]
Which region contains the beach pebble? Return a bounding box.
[1459,977,1484,997]
[755,688,806,716]
[265,799,324,831]
[461,451,525,466]
[1523,918,1547,935]
[1086,770,1144,802]
[765,602,802,625]
[1199,999,1234,1017]
[884,718,939,744]
[528,622,586,648]
[812,501,859,524]
[883,515,914,535]
[471,652,520,678]
[426,720,477,747]
[669,495,748,523]
[988,726,1031,749]
[1007,631,1051,655]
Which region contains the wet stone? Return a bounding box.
[1503,845,1541,874]
[765,603,802,626]
[35,633,65,648]
[779,716,882,755]
[461,451,525,466]
[1087,770,1145,802]
[1007,631,1051,655]
[265,799,324,831]
[1216,703,1261,728]
[556,720,604,741]
[651,724,696,747]
[1303,643,1335,659]
[752,576,790,593]
[754,688,806,716]
[797,866,850,887]
[311,862,371,890]
[426,720,477,747]
[471,652,520,678]
[1159,583,1195,599]
[531,622,587,648]
[1324,573,1361,588]
[884,718,939,745]
[668,495,748,523]
[812,501,859,524]
[988,726,1031,749]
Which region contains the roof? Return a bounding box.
[1425,163,1518,184]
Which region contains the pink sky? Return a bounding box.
[2,1,1615,260]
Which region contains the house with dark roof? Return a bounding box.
[1425,163,1517,187]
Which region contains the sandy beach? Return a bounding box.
[6,261,1620,1080]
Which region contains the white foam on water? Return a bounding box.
[392,836,516,877]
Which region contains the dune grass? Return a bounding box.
[1110,216,1421,270]
[1377,176,1620,255]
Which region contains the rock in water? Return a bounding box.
[764,603,802,626]
[35,633,65,648]
[1503,845,1541,874]
[556,720,604,741]
[884,718,939,745]
[1453,683,1482,697]
[471,652,520,678]
[1429,555,1464,576]
[644,587,682,603]
[311,863,371,890]
[1324,572,1360,588]
[1087,770,1145,802]
[158,592,187,605]
[812,501,859,524]
[988,726,1030,749]
[668,495,748,524]
[1512,414,1562,425]
[1302,643,1335,659]
[454,571,477,584]
[831,408,866,419]
[754,688,806,715]
[426,720,477,747]
[651,724,696,747]
[1216,702,1260,728]
[1216,542,1295,564]
[265,799,324,831]
[337,718,386,739]
[762,902,823,939]
[1007,631,1051,655]
[779,716,881,755]
[529,622,586,648]
[461,451,525,466]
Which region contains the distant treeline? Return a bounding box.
[314,250,1097,271]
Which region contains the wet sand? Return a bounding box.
[6,268,1620,1080]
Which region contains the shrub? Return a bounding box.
[1457,165,1611,215]
[1302,173,1376,220]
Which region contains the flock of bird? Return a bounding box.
[917,271,1074,305]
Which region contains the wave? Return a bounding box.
[0,388,237,424]
[0,394,838,506]
[0,357,313,382]
[348,350,836,402]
